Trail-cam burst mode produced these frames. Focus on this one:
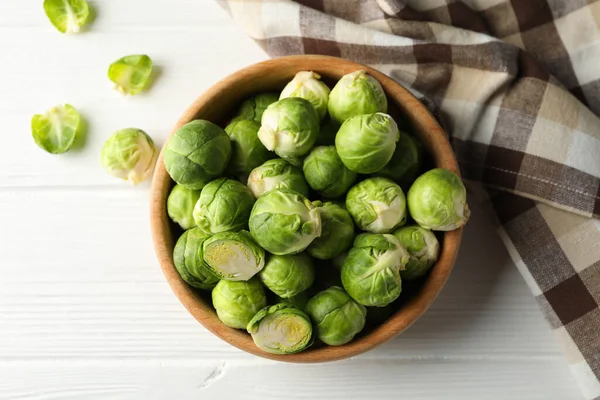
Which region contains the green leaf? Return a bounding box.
[43,0,90,34]
[108,55,153,95]
[31,104,83,154]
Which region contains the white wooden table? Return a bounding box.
[0,1,583,399]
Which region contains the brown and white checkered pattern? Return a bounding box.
[216,0,600,398]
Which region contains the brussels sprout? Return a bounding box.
[276,291,311,310]
[407,168,470,231]
[167,184,200,230]
[212,278,267,329]
[108,55,153,95]
[336,113,399,174]
[247,304,313,354]
[249,189,322,255]
[307,202,355,260]
[203,230,265,281]
[328,70,388,124]
[393,226,440,280]
[247,159,309,198]
[303,146,356,198]
[341,233,409,307]
[316,117,339,146]
[101,128,157,184]
[280,71,331,119]
[233,92,279,123]
[346,177,407,233]
[306,286,366,346]
[258,98,320,163]
[163,120,231,190]
[225,119,273,180]
[31,104,83,154]
[193,178,255,234]
[259,253,315,298]
[43,0,90,34]
[173,228,219,290]
[377,133,422,188]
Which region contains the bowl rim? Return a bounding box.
[150,55,463,363]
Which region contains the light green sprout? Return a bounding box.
[212,278,267,329]
[328,70,388,124]
[303,146,356,198]
[393,225,440,280]
[101,128,157,185]
[203,230,265,281]
[247,159,309,198]
[307,202,355,260]
[377,133,422,189]
[167,184,200,230]
[407,168,470,231]
[225,119,273,180]
[108,55,153,95]
[44,0,90,34]
[280,71,331,119]
[247,304,313,354]
[31,104,83,154]
[233,93,279,123]
[173,228,219,290]
[259,253,315,299]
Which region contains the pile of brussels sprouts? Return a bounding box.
[164,70,470,355]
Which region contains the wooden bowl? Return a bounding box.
[150,55,462,362]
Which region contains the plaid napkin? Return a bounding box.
[216,0,600,398]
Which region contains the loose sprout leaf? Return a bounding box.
[31,104,82,154]
[108,55,153,95]
[43,0,90,34]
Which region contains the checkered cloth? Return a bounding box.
[216,0,600,398]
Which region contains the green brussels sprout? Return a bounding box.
[341,233,409,307]
[276,291,311,310]
[31,104,84,154]
[224,119,273,180]
[316,117,339,146]
[108,55,153,95]
[306,286,366,346]
[336,113,399,174]
[280,71,331,119]
[247,304,313,354]
[192,178,255,234]
[247,159,309,198]
[328,70,388,124]
[393,226,440,280]
[101,128,157,185]
[203,230,265,281]
[167,184,200,230]
[259,253,315,298]
[249,189,322,255]
[43,0,90,34]
[346,177,407,233]
[407,168,470,231]
[212,278,267,329]
[377,133,422,188]
[303,146,356,198]
[233,92,279,123]
[173,228,219,290]
[163,120,231,190]
[307,202,355,260]
[258,98,320,163]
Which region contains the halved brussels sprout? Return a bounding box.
[247,304,313,354]
[167,184,200,230]
[212,277,267,329]
[193,178,255,234]
[258,98,320,163]
[407,169,470,231]
[307,202,355,260]
[31,104,83,154]
[101,128,157,184]
[280,71,331,119]
[303,146,356,198]
[233,92,279,123]
[249,189,321,255]
[328,70,387,124]
[393,225,440,280]
[247,159,309,198]
[306,286,366,346]
[259,253,315,298]
[335,113,399,174]
[163,120,231,190]
[377,133,422,189]
[225,119,273,180]
[203,230,265,281]
[43,0,90,34]
[108,55,153,95]
[341,233,409,307]
[346,177,407,233]
[173,228,219,290]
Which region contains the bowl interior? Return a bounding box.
[150,55,462,362]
